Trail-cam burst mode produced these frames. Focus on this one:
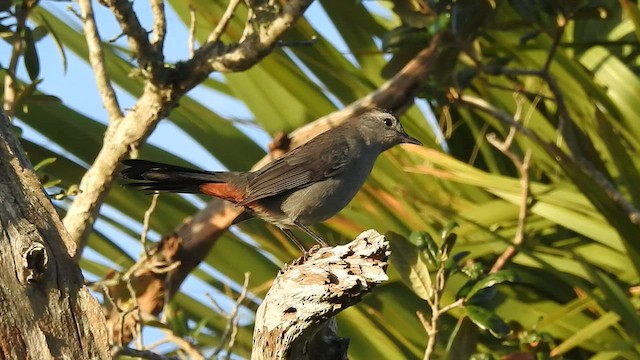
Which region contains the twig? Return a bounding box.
[125,279,144,349]
[422,252,465,360]
[207,0,243,44]
[482,81,553,101]
[150,0,166,53]
[140,193,160,256]
[487,104,532,273]
[146,319,204,360]
[543,14,566,74]
[213,272,251,357]
[188,5,196,57]
[421,298,464,359]
[159,328,205,360]
[179,0,313,78]
[78,0,124,122]
[98,0,158,69]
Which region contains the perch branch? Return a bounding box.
[251,230,390,359]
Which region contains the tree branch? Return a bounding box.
[78,0,124,121]
[252,230,390,359]
[176,0,314,83]
[150,0,166,53]
[63,86,171,256]
[98,0,159,70]
[207,0,243,44]
[64,0,313,257]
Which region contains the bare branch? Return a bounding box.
[213,272,251,357]
[63,87,170,255]
[78,0,124,121]
[487,128,532,273]
[140,193,160,256]
[252,230,390,359]
[150,0,166,53]
[207,0,243,44]
[188,5,196,57]
[177,0,314,82]
[98,0,158,69]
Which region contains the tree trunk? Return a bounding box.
[0,112,109,359]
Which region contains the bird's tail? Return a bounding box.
[120,159,242,195]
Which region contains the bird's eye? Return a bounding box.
[383,117,394,127]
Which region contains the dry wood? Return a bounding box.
[252,230,390,359]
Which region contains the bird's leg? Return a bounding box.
[293,220,329,247]
[279,227,307,252]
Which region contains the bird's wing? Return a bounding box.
[238,132,350,205]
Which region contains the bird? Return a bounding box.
[121,109,421,250]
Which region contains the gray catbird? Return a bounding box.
[121,109,421,250]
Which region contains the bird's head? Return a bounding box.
[356,109,422,150]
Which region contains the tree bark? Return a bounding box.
[252,230,390,359]
[0,112,109,359]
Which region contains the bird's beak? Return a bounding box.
[400,133,422,146]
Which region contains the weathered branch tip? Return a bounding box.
[252,230,390,360]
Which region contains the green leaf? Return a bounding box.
[620,0,640,43]
[465,270,517,301]
[550,311,622,356]
[388,232,433,300]
[33,13,67,73]
[440,231,458,259]
[583,264,640,343]
[22,26,40,81]
[465,305,510,338]
[381,26,429,52]
[409,230,438,266]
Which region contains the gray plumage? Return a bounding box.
[121,109,421,249]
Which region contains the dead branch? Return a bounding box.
[252,230,390,359]
[78,0,124,122]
